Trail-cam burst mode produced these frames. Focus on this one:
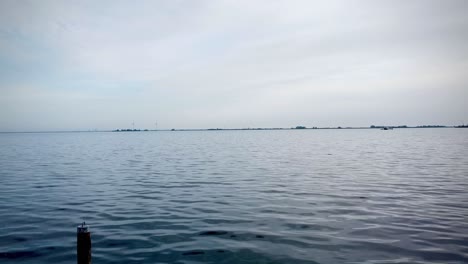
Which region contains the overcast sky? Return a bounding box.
[1,0,467,131]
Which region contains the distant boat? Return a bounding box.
[381,127,393,130]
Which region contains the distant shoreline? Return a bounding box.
[1,125,466,134]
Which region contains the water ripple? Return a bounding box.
[1,129,468,263]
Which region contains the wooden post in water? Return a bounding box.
[77,222,91,264]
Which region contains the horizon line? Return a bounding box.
[1,124,464,134]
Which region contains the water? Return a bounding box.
[1,129,468,264]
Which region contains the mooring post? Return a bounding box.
[77,222,91,264]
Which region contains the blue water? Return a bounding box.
[1,129,468,264]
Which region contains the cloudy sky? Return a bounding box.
[0,0,467,131]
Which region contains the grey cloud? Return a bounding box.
[0,0,467,131]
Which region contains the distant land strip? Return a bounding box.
[1,124,467,134]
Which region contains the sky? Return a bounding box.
[0,0,467,131]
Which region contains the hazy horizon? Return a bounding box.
[0,124,461,133]
[1,0,468,132]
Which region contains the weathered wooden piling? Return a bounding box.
[77,222,91,264]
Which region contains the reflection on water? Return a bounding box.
[1,129,468,263]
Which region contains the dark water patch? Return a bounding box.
[260,189,288,194]
[182,250,205,256]
[34,185,59,189]
[0,235,30,244]
[284,223,340,232]
[14,237,28,242]
[199,231,228,236]
[0,247,56,259]
[0,251,41,259]
[103,240,128,247]
[62,162,80,165]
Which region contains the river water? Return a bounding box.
[1,129,467,264]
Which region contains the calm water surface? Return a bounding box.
[1,129,468,264]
